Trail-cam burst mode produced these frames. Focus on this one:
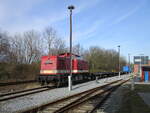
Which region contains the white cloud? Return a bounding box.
[73,19,105,43]
[0,0,102,34]
[75,0,100,14]
[111,2,145,26]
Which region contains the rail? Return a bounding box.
[22,79,129,113]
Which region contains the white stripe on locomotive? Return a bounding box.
[40,70,89,74]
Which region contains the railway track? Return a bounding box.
[0,86,54,102]
[0,80,36,87]
[22,79,128,113]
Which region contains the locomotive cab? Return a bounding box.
[40,56,57,75]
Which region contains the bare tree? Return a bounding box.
[42,26,68,55]
[73,43,84,55]
[23,30,42,64]
[43,27,57,55]
[52,37,67,55]
[83,46,127,72]
[9,30,42,64]
[10,34,24,63]
[0,31,11,62]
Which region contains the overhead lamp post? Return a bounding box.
[68,5,75,91]
[118,45,120,78]
[128,53,130,73]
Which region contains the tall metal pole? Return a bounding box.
[128,53,130,73]
[68,5,75,91]
[118,45,120,77]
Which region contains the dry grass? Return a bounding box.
[0,63,40,82]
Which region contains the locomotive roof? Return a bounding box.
[41,53,80,58]
[59,53,80,57]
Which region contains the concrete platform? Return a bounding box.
[0,75,129,113]
[134,82,150,84]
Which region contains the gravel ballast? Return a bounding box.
[0,75,129,113]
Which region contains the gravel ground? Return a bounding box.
[138,93,150,107]
[95,76,150,113]
[0,75,129,113]
[95,83,130,113]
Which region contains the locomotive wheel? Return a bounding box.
[41,80,45,86]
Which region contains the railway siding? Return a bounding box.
[0,80,36,87]
[0,75,129,113]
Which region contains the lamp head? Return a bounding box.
[68,5,75,10]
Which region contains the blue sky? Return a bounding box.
[0,0,150,61]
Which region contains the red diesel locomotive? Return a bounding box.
[38,53,91,85]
